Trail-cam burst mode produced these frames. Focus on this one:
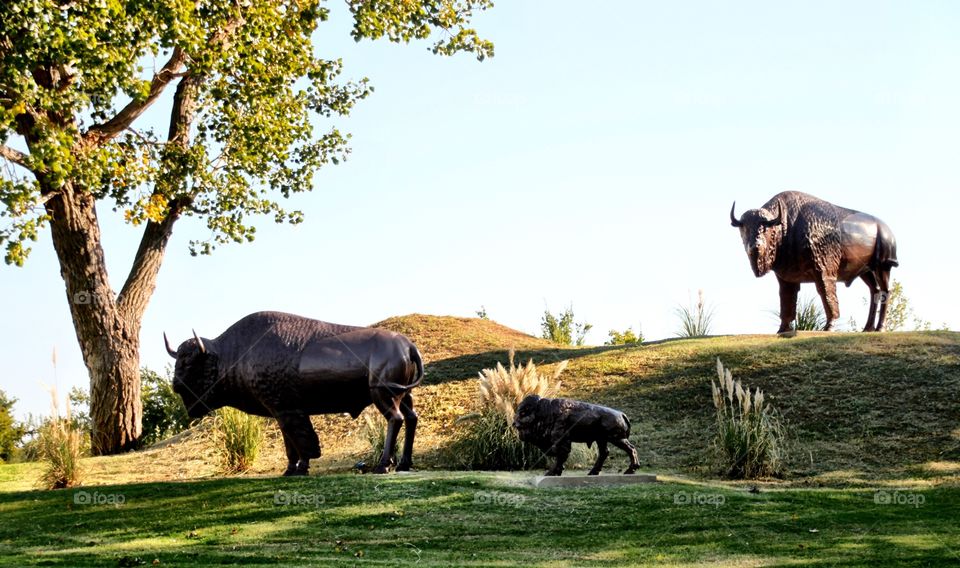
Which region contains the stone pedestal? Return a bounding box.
[533,473,657,488]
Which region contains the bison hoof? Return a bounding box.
[282,468,307,477]
[372,465,390,474]
[623,468,637,475]
[544,470,562,477]
[587,469,601,476]
[395,462,412,472]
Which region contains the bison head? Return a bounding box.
[730,201,783,277]
[513,394,542,442]
[164,330,221,418]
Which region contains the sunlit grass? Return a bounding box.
[0,472,957,566]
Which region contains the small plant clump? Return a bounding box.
[711,358,786,479]
[37,388,83,489]
[676,289,715,338]
[213,407,264,474]
[794,296,827,331]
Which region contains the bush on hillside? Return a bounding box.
[675,290,715,338]
[448,350,594,470]
[794,296,826,331]
[606,327,644,345]
[541,305,592,346]
[711,359,785,479]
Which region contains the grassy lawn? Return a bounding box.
[1,471,957,567]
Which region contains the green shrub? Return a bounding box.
[213,407,263,473]
[140,368,190,446]
[541,305,592,346]
[711,359,785,479]
[606,327,643,345]
[37,389,83,489]
[448,350,595,470]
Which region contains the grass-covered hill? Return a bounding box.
[3,316,959,566]
[3,316,958,491]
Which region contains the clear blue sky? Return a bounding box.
[2,1,958,420]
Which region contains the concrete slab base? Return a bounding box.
[534,473,658,488]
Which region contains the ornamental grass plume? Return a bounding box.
[37,387,84,489]
[710,358,785,479]
[449,350,593,470]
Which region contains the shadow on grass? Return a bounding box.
[1,474,958,566]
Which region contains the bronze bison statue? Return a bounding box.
[731,191,898,332]
[513,394,640,476]
[165,311,423,475]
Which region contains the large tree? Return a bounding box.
[0,0,492,455]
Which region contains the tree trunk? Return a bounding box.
[44,181,142,454]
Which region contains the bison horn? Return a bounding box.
[763,202,783,227]
[730,201,743,227]
[163,333,177,358]
[192,329,206,354]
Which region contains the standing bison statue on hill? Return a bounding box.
[730,191,898,332]
[164,311,423,475]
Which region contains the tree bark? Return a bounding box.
[42,180,143,454]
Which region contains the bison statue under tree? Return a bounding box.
[513,394,641,476]
[164,311,423,475]
[730,191,898,333]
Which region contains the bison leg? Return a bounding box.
[280,430,302,476]
[371,390,404,474]
[275,411,320,476]
[612,438,640,474]
[777,277,800,333]
[545,441,571,476]
[588,440,609,476]
[814,275,840,331]
[395,393,418,472]
[860,272,880,332]
[875,267,892,331]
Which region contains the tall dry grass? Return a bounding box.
[449,350,592,470]
[711,358,785,479]
[213,407,263,474]
[37,388,83,489]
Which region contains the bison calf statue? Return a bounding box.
[513,394,641,476]
[731,191,898,332]
[164,311,423,475]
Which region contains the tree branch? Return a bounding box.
[84,48,187,144]
[0,144,28,168]
[116,15,245,323]
[116,72,202,323]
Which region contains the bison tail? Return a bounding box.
[874,221,899,269]
[622,412,631,436]
[374,346,425,397]
[410,345,424,386]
